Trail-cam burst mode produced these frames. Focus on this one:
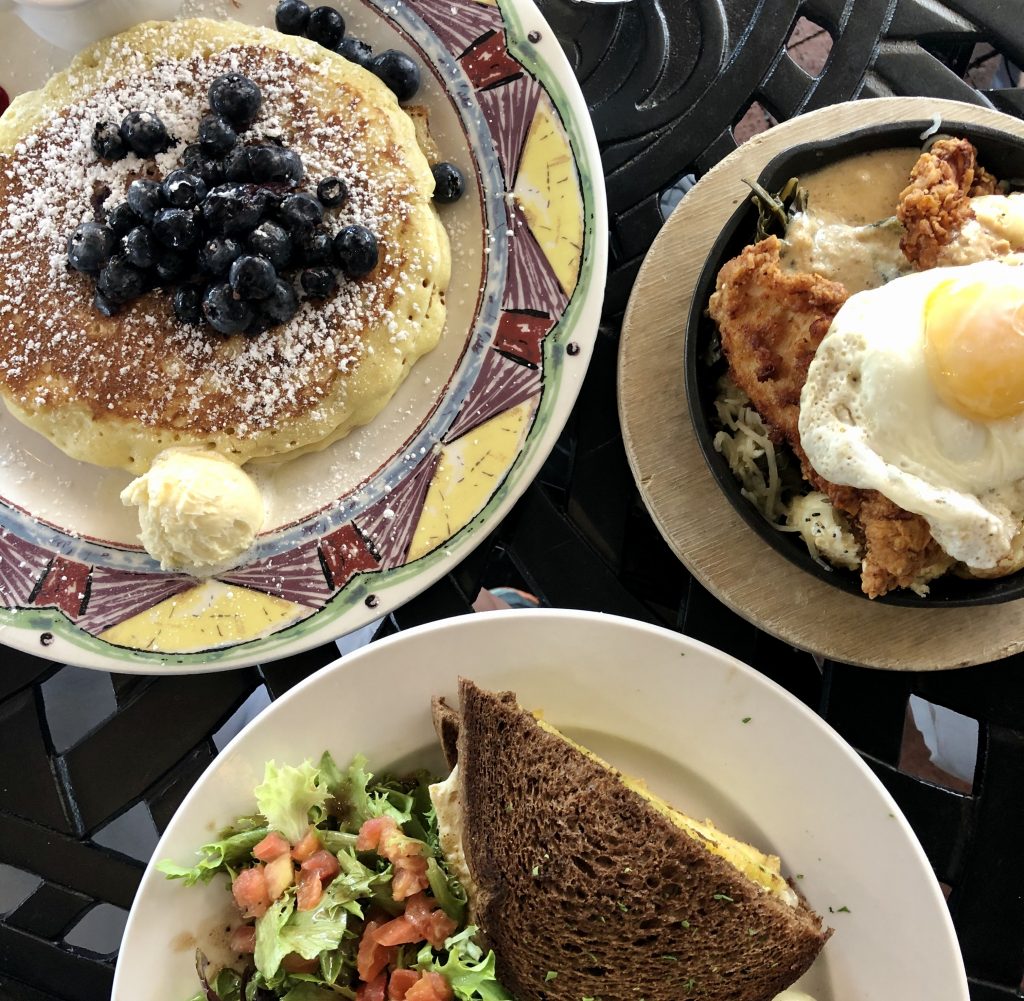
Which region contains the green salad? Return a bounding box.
[158,752,511,1001]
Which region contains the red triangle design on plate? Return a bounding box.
[30,556,90,619]
[355,450,441,568]
[459,29,524,91]
[318,524,380,591]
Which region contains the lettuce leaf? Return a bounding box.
[333,754,413,831]
[255,854,381,981]
[157,827,268,885]
[416,927,514,1001]
[255,760,329,843]
[426,857,467,923]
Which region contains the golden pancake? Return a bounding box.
[0,18,450,471]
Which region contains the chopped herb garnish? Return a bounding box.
[681,919,690,929]
[829,905,851,913]
[712,893,734,902]
[684,978,697,992]
[661,954,678,962]
[531,865,540,876]
[741,716,752,724]
[545,971,558,982]
[617,902,629,912]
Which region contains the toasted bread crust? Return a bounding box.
[452,679,830,1001]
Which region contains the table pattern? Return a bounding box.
[1,1,1023,998]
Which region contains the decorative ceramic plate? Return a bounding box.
[112,609,970,1000]
[0,0,606,672]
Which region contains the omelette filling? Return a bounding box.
[431,721,798,909]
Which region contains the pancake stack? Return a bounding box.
[0,18,451,472]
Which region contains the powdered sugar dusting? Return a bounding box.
[0,29,438,444]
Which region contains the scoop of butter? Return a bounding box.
[120,447,264,574]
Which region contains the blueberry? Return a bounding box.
[333,224,378,277]
[248,220,292,269]
[123,226,158,268]
[202,184,264,236]
[119,111,171,157]
[199,235,244,275]
[155,250,192,283]
[275,0,310,34]
[294,227,332,265]
[261,279,300,325]
[306,6,345,48]
[198,115,237,158]
[301,266,337,298]
[126,179,164,222]
[105,202,140,239]
[229,254,278,300]
[208,73,262,129]
[369,50,420,102]
[161,169,208,209]
[67,221,115,272]
[92,121,127,161]
[248,144,304,185]
[223,143,253,182]
[316,175,347,207]
[336,35,372,67]
[203,282,254,334]
[97,255,145,304]
[93,289,120,317]
[278,192,323,232]
[431,162,465,204]
[172,284,203,325]
[182,143,226,188]
[152,207,199,250]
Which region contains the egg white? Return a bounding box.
[798,259,1024,569]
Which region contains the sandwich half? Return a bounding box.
[428,679,830,1001]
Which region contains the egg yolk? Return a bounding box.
[925,277,1024,420]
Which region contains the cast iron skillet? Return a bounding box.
[685,119,1024,607]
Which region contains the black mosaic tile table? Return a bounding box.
[2,2,1024,999]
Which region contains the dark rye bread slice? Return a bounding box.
[431,696,462,771]
[451,678,830,1001]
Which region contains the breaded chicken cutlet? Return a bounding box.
[708,238,952,598]
[897,137,999,269]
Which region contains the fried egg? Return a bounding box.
[798,259,1024,569]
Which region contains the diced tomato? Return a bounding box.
[292,828,322,862]
[425,909,458,949]
[228,924,256,954]
[357,818,431,901]
[301,849,341,886]
[231,866,271,919]
[387,969,420,1000]
[358,919,397,982]
[253,831,290,862]
[403,892,433,932]
[296,867,324,912]
[372,914,420,947]
[281,953,320,974]
[357,816,397,851]
[391,856,430,901]
[405,972,453,1001]
[357,972,388,1001]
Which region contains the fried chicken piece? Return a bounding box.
[897,137,998,270]
[708,236,948,598]
[708,236,846,447]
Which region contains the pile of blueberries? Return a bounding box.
[273,0,466,204]
[67,39,463,335]
[67,73,380,334]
